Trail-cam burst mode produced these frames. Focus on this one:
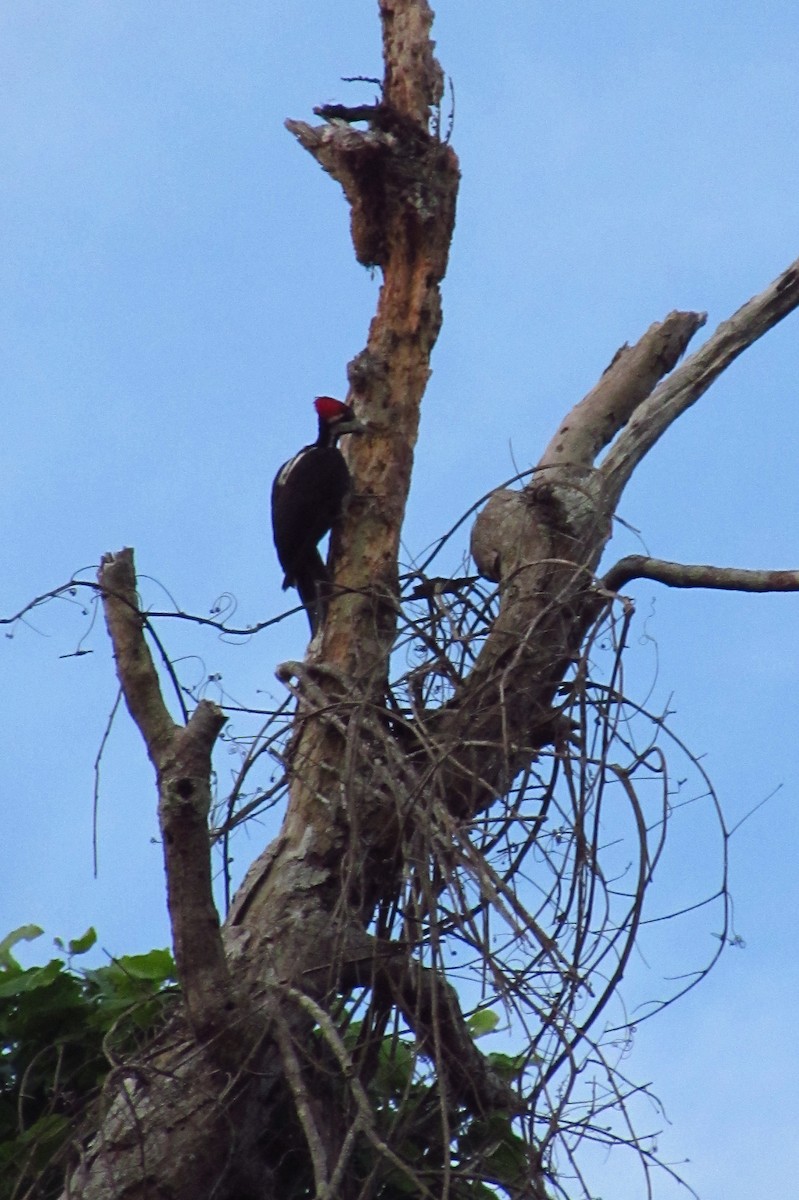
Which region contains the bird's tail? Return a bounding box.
[290,549,331,636]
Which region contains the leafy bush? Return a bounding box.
[0,926,175,1200]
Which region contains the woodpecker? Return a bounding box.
[271,396,366,634]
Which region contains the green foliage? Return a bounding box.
[1,931,532,1200]
[0,926,176,1200]
[333,1010,533,1200]
[465,1008,500,1039]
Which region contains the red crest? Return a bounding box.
[314,396,350,421]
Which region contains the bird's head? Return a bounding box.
[314,396,367,439]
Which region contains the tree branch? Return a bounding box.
[380,0,444,119]
[603,554,799,593]
[601,257,799,505]
[461,255,799,820]
[288,988,439,1200]
[275,1012,330,1196]
[158,706,233,1046]
[384,956,523,1115]
[99,548,232,1045]
[537,310,706,474]
[471,312,705,585]
[98,549,177,767]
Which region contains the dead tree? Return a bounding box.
[47,3,799,1198]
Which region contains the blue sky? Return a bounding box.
[2,4,798,1198]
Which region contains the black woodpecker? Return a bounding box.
[271,396,366,634]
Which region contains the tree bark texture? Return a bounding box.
[65,3,799,1197]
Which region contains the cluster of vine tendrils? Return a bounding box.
[4,524,748,1199]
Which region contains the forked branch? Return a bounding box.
[601,256,799,504]
[98,549,232,1044]
[538,310,707,474]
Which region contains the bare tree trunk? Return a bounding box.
[62,4,799,1198]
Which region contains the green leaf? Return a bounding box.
[342,1019,363,1049]
[483,1132,529,1185]
[458,1114,530,1187]
[381,1167,420,1195]
[0,959,64,998]
[467,1009,500,1038]
[486,1050,527,1080]
[0,926,44,969]
[15,1112,70,1148]
[114,949,175,984]
[67,928,97,957]
[374,1034,415,1097]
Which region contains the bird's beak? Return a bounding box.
[338,416,368,436]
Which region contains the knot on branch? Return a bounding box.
[529,467,610,547]
[470,490,539,584]
[471,472,609,587]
